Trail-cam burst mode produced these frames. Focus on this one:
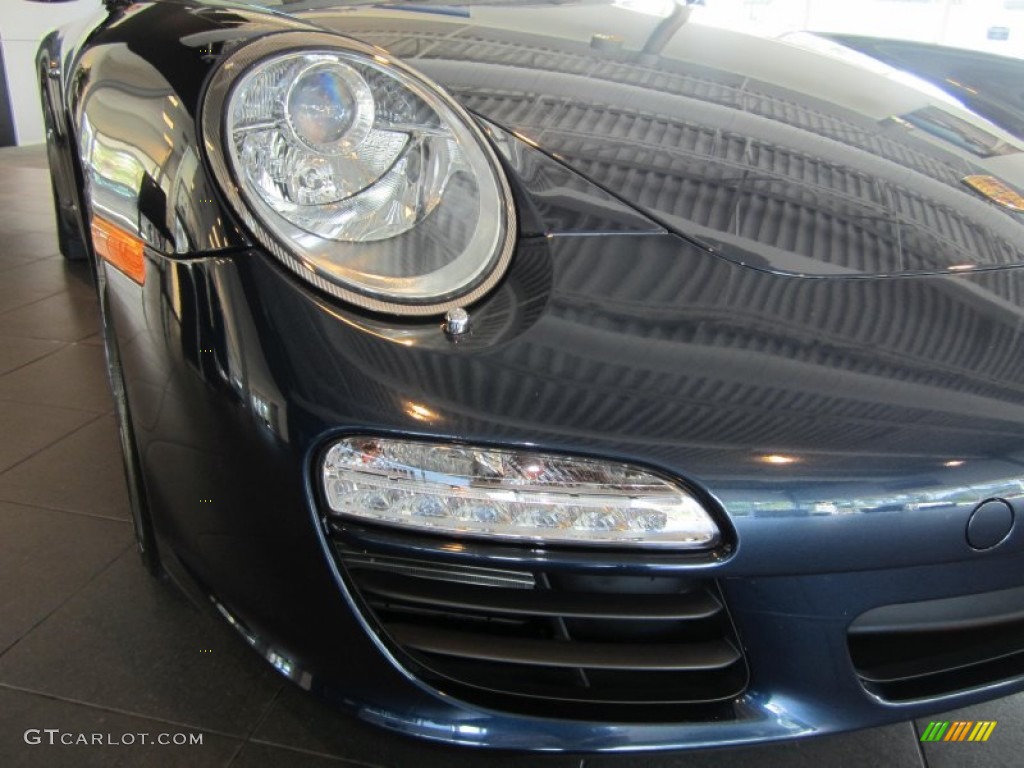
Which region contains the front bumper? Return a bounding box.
[104,232,1024,751]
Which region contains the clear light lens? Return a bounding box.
[213,42,514,312]
[285,62,374,154]
[230,55,413,232]
[321,438,720,548]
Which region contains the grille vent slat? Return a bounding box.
[335,544,748,718]
[389,622,741,671]
[358,569,723,620]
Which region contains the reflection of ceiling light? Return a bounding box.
[760,454,798,465]
[949,264,976,271]
[613,0,675,17]
[511,130,539,148]
[591,33,624,52]
[405,403,437,421]
[944,460,965,467]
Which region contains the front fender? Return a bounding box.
[66,2,325,257]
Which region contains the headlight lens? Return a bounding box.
[203,33,515,315]
[322,437,721,549]
[285,61,374,156]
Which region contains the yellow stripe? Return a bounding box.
[981,721,997,742]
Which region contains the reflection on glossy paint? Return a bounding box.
[91,138,145,192]
[612,0,675,17]
[759,454,798,466]
[405,402,438,422]
[72,5,248,255]
[721,474,1024,518]
[267,650,294,677]
[360,4,1024,276]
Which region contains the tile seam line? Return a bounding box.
[0,340,69,377]
[0,288,83,319]
[0,332,101,344]
[244,737,390,768]
[0,335,73,345]
[0,327,98,343]
[0,497,132,524]
[0,410,110,479]
[224,684,285,768]
[0,248,61,259]
[911,718,931,767]
[0,393,113,415]
[0,542,133,660]
[0,262,63,276]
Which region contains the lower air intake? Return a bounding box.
[335,545,748,720]
[849,585,1024,701]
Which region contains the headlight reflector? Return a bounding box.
[322,438,721,549]
[203,33,515,314]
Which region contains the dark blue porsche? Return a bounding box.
[36,0,1024,752]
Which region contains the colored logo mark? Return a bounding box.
[920,721,997,742]
[962,175,1024,212]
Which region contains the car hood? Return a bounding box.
[72,1,1024,534]
[251,0,1024,278]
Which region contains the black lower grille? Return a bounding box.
[335,546,747,719]
[849,585,1024,701]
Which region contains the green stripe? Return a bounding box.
[921,722,949,742]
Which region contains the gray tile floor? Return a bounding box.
[0,143,1018,767]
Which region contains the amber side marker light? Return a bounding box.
[91,216,146,284]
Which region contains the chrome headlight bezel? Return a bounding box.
[201,32,516,316]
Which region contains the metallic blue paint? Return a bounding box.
[37,0,1024,751]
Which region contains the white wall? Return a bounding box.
[1,0,102,145]
[697,0,1024,58]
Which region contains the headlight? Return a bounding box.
[322,437,721,549]
[202,33,515,315]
